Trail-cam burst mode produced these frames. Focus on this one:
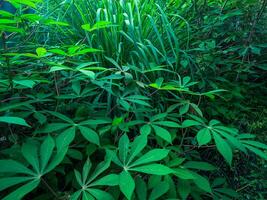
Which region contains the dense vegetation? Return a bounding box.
[0,0,266,199]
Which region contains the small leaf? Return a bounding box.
[36,47,47,57]
[56,127,76,151]
[0,116,31,127]
[131,149,169,167]
[89,188,114,200]
[149,181,169,200]
[131,164,174,175]
[22,142,40,173]
[127,134,147,164]
[182,120,202,127]
[118,134,130,164]
[140,124,151,136]
[197,128,212,146]
[90,174,119,186]
[213,132,233,165]
[152,125,172,143]
[79,126,100,145]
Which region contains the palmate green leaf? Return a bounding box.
[82,159,92,184]
[90,174,119,186]
[140,124,151,136]
[213,132,233,165]
[0,116,31,127]
[183,161,216,171]
[241,140,267,149]
[0,177,32,191]
[2,179,40,200]
[127,134,147,164]
[37,123,70,133]
[13,80,36,88]
[130,149,169,167]
[135,176,147,200]
[0,160,35,175]
[215,129,246,153]
[173,168,195,179]
[197,128,212,146]
[47,111,74,124]
[88,188,114,200]
[192,173,212,193]
[40,135,55,172]
[44,146,69,174]
[152,125,172,143]
[153,121,181,128]
[243,144,267,160]
[182,119,203,127]
[87,157,112,183]
[82,191,94,200]
[149,181,169,200]
[131,164,174,175]
[56,127,76,151]
[78,126,100,145]
[119,134,130,164]
[119,170,135,200]
[22,142,40,173]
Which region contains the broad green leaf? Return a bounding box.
[90,174,119,186]
[152,125,172,143]
[140,124,151,136]
[131,164,174,175]
[44,146,68,174]
[173,168,195,179]
[119,134,130,164]
[0,116,31,127]
[82,159,92,184]
[131,149,169,167]
[2,179,40,200]
[197,128,212,146]
[242,140,267,149]
[0,160,35,175]
[119,170,135,200]
[135,176,147,200]
[0,177,32,191]
[244,144,267,160]
[213,132,233,165]
[127,134,147,164]
[40,135,55,172]
[149,181,169,200]
[56,127,76,151]
[153,121,180,128]
[79,126,100,145]
[37,123,70,133]
[47,111,74,124]
[79,70,96,79]
[88,157,112,183]
[89,188,114,200]
[22,142,40,173]
[192,173,212,193]
[13,80,36,88]
[182,120,202,127]
[183,161,216,171]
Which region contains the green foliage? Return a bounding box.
[0,0,266,199]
